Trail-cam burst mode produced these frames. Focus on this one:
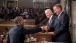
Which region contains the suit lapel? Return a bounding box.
[54,11,64,28]
[54,15,60,28]
[48,15,54,27]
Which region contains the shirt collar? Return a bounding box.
[58,11,63,17]
[49,15,53,20]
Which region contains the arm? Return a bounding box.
[22,27,42,34]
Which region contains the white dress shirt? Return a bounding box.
[48,15,53,24]
[58,11,63,18]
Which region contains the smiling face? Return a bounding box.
[45,9,53,19]
[53,4,62,15]
[53,6,61,15]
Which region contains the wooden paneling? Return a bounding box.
[31,33,52,42]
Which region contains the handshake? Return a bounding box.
[41,25,49,31]
[41,26,55,35]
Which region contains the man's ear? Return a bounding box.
[18,21,20,24]
[58,8,61,11]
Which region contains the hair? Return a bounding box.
[14,16,23,24]
[53,4,62,10]
[45,9,53,13]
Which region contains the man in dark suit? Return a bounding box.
[47,4,72,43]
[45,9,56,32]
[6,16,48,43]
[45,9,57,42]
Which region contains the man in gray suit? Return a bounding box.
[48,4,72,43]
[6,16,48,43]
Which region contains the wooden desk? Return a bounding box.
[30,42,67,43]
[30,42,65,43]
[25,42,43,43]
[30,42,43,43]
[2,33,52,43]
[31,33,52,42]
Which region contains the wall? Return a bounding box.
[72,1,76,42]
[7,0,18,1]
[60,0,65,11]
[0,0,65,8]
[18,0,33,8]
[33,0,47,2]
[0,0,7,7]
[0,0,3,7]
[72,1,76,24]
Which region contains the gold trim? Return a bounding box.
[0,24,36,27]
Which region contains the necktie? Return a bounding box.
[48,19,50,24]
[48,19,52,25]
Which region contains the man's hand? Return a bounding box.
[48,32,55,35]
[42,25,49,31]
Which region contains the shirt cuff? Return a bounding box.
[41,27,43,30]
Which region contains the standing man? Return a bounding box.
[45,9,56,32]
[48,4,72,43]
[45,9,57,42]
[6,16,48,43]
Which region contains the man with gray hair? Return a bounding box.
[6,16,48,43]
[45,9,56,32]
[45,9,57,42]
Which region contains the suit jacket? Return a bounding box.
[6,25,42,43]
[48,15,57,32]
[53,11,71,42]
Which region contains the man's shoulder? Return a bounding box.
[9,26,23,33]
[61,11,69,17]
[52,15,57,19]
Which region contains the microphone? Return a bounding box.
[35,18,48,27]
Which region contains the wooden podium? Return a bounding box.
[31,33,52,42]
